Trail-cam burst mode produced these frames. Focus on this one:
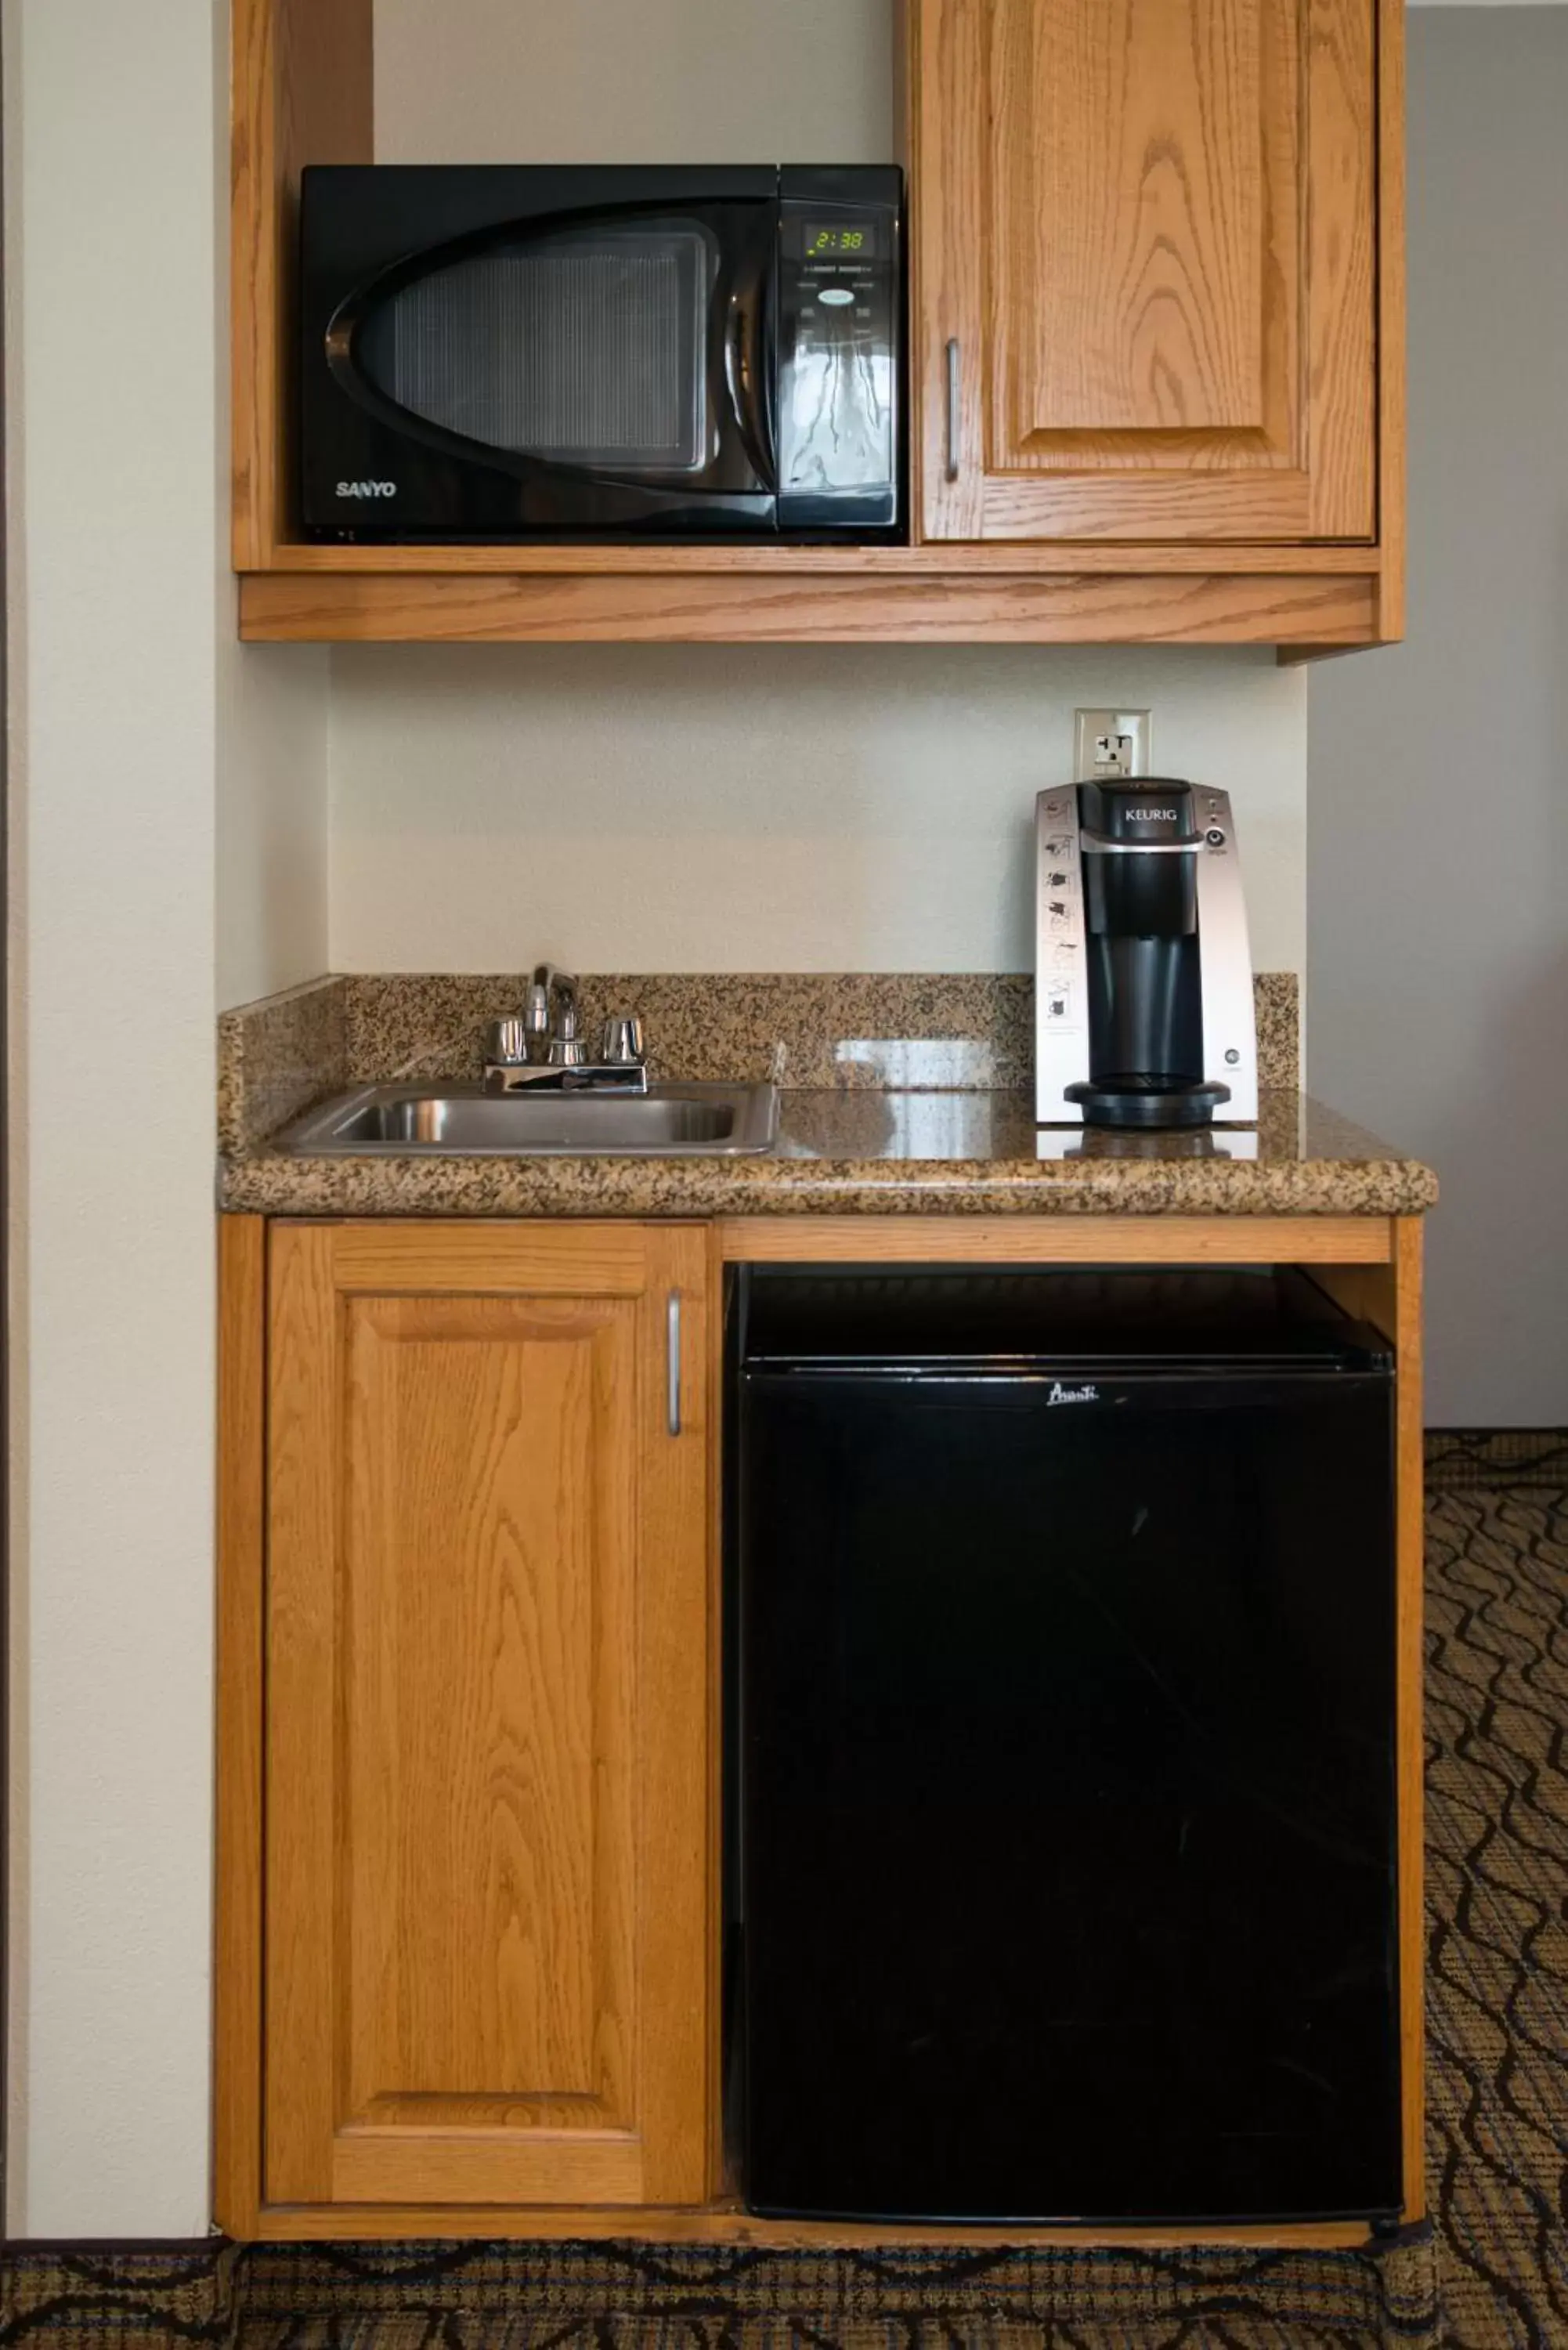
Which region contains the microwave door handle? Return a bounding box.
[759,253,779,480]
[723,244,777,489]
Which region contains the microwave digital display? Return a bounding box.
[804,223,876,258]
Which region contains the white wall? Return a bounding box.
[1306,7,1568,1427]
[331,645,1306,975]
[5,0,327,2236]
[348,3,1309,985]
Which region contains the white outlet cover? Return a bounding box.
[1074,707,1152,782]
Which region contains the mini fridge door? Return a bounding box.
[735,1346,1400,2225]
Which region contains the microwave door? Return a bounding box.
[320,201,778,537]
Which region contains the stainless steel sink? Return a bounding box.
[276,1080,779,1159]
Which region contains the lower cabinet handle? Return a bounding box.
[945,338,962,482]
[667,1291,682,1437]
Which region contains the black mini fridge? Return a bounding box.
[730,1267,1401,2226]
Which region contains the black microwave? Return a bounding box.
[299,164,903,542]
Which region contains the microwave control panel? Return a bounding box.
[776,191,901,531]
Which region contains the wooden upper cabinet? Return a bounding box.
[264,1222,712,2210]
[230,0,1400,641]
[912,0,1379,543]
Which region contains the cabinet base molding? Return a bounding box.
[244,2202,1381,2250]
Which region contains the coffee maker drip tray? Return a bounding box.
[1065,1076,1232,1131]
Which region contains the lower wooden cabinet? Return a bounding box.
[262,1221,712,2210]
[219,1210,1425,2243]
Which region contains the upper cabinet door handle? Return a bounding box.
[667,1291,682,1438]
[945,338,962,483]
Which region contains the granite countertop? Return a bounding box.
[217,974,1437,1220]
[219,1086,1436,1220]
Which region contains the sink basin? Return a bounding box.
[276,1080,779,1159]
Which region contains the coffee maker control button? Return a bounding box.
[1205,827,1227,847]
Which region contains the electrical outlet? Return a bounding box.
[1074,708,1152,783]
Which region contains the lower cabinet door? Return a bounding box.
[264,1221,711,2209]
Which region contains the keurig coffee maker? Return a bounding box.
[1035,779,1257,1130]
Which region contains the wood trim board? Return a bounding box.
[703,1224,728,2200]
[1390,1218,1425,2221]
[1376,0,1407,640]
[1300,1227,1425,2225]
[213,1217,268,2237]
[247,540,1384,577]
[231,0,373,569]
[237,568,1380,647]
[245,2201,1381,2249]
[717,1216,1394,1264]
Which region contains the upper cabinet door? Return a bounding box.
[912,0,1378,542]
[264,1220,711,2211]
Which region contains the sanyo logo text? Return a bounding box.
[335,479,398,499]
[1046,1381,1098,1406]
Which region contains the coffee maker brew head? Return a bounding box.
[1035,779,1259,1132]
[1078,779,1201,950]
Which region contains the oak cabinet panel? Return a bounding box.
[263,1222,710,2209]
[914,0,1379,544]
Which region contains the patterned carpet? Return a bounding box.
[2,1443,1563,2349]
[1422,1470,1568,2347]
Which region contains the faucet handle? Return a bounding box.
[485,1017,530,1068]
[599,1014,646,1068]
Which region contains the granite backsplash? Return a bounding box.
[219,971,1299,1158]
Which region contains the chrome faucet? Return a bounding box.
[528,963,583,1066]
[483,965,649,1094]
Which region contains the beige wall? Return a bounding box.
[5,0,222,2236]
[217,639,328,1010]
[1307,5,1568,1426]
[374,0,896,164]
[5,0,328,2235]
[331,644,1307,977]
[349,2,1310,986]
